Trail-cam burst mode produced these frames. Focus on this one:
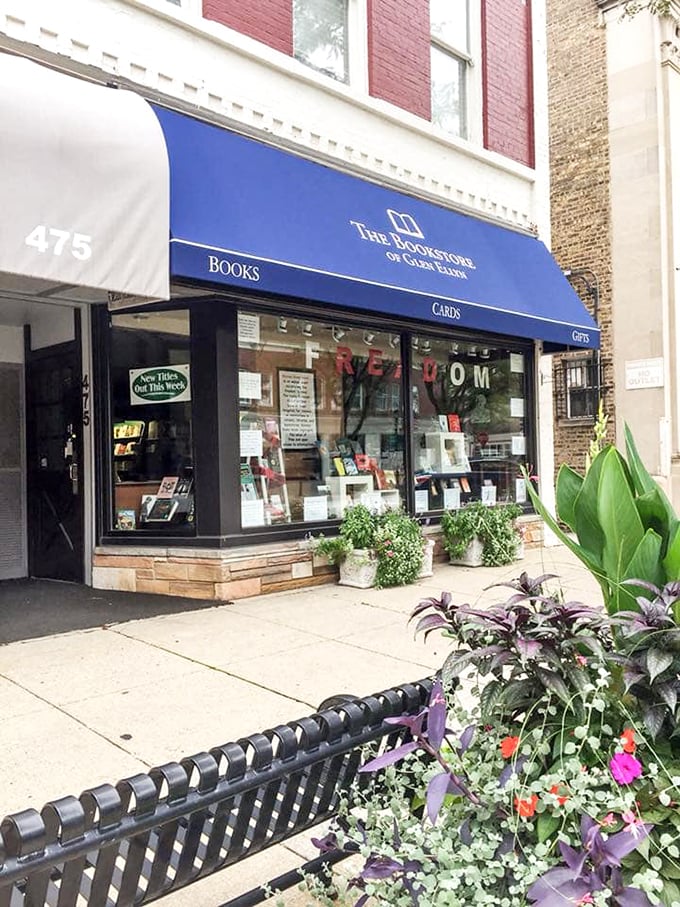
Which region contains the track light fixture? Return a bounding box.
[332,325,346,342]
[412,337,419,350]
[301,321,313,338]
[388,334,400,349]
[449,342,459,355]
[480,348,490,359]
[421,340,432,355]
[363,330,376,346]
[277,317,288,334]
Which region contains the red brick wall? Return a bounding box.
[481,0,534,167]
[367,0,431,120]
[203,0,293,55]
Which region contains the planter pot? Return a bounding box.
[418,538,435,578]
[339,549,378,588]
[449,536,484,567]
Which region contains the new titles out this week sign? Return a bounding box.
[129,365,191,405]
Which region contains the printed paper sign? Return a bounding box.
[241,498,265,527]
[481,484,497,506]
[515,478,527,504]
[510,353,525,373]
[303,496,329,522]
[414,489,430,512]
[443,487,461,510]
[239,430,263,458]
[279,370,318,448]
[511,435,526,456]
[510,398,525,418]
[239,371,262,400]
[237,313,260,345]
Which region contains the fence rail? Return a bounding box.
[0,678,433,907]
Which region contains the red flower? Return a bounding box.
[620,728,636,754]
[514,794,538,817]
[549,783,569,806]
[501,736,520,758]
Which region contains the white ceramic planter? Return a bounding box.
[418,538,435,578]
[449,536,484,567]
[339,549,378,588]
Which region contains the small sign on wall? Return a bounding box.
[625,358,664,390]
[129,365,191,405]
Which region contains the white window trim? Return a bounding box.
[430,0,482,145]
[348,0,368,92]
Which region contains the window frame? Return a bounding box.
[429,0,482,144]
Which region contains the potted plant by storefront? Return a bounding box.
[310,503,380,588]
[441,501,522,567]
[372,509,425,588]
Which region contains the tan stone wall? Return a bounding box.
[547,0,616,478]
[91,517,544,601]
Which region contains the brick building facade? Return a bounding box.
[547,0,616,476]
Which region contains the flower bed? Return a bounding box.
[312,572,680,906]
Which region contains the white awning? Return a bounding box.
[0,53,169,303]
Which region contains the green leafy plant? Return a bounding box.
[440,501,522,566]
[310,505,425,588]
[373,510,424,588]
[312,575,680,906]
[526,425,680,613]
[309,503,380,564]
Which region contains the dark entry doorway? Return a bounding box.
[25,318,84,582]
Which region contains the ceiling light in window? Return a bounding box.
[449,342,459,355]
[468,346,477,357]
[480,348,490,359]
[388,334,400,349]
[363,330,376,346]
[412,337,419,350]
[277,317,288,334]
[421,340,432,355]
[332,325,346,342]
[301,321,313,337]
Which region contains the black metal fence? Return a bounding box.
[0,678,433,907]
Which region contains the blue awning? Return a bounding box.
[152,106,599,351]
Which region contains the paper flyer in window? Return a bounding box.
[510,398,525,418]
[238,371,262,400]
[303,496,329,522]
[511,435,526,456]
[237,313,260,346]
[510,353,525,373]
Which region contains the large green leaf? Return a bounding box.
[626,422,663,495]
[572,447,609,565]
[524,476,611,606]
[555,464,583,531]
[598,447,645,586]
[663,522,680,580]
[610,528,664,612]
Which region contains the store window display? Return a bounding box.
[109,311,195,533]
[237,311,404,527]
[411,337,529,511]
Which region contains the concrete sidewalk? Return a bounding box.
[0,543,601,903]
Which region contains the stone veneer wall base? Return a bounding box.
[92,517,544,601]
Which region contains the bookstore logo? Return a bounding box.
[387,209,424,239]
[129,365,191,405]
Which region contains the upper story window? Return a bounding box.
[293,0,349,84]
[430,0,470,139]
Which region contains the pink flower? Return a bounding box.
[622,809,645,837]
[599,813,615,827]
[610,752,642,785]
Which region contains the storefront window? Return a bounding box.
[109,311,194,533]
[411,336,530,511]
[237,312,404,527]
